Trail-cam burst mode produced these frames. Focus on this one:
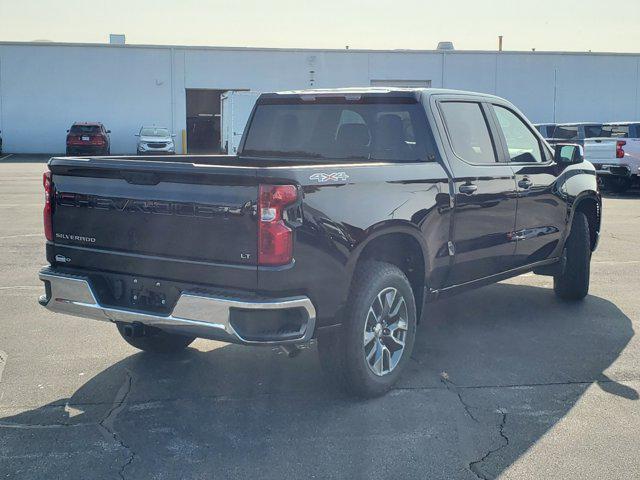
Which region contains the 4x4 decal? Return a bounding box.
[309,172,350,183]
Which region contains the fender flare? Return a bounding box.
[344,220,431,290]
[562,190,601,251]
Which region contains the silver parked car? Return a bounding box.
[136,126,176,155]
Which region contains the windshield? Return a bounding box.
[242,99,436,162]
[140,127,170,137]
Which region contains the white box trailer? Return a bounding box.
[220,91,261,154]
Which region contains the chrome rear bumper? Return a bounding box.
[38,268,316,345]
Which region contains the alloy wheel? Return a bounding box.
[363,287,408,376]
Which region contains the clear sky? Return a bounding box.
[2,0,640,53]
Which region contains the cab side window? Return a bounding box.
[493,105,542,163]
[439,102,497,164]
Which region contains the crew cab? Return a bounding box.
[38,88,601,397]
[66,122,111,156]
[584,122,640,193]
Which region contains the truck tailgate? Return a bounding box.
[584,138,618,164]
[48,158,259,289]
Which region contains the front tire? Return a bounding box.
[554,211,591,300]
[116,323,195,354]
[318,261,417,398]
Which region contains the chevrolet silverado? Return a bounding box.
[584,122,640,193]
[38,88,601,397]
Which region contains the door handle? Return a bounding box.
[458,183,478,195]
[518,178,533,189]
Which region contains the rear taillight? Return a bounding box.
[258,184,298,266]
[43,171,53,241]
[616,140,626,158]
[92,135,105,145]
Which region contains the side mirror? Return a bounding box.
[134,133,140,137]
[107,130,111,134]
[172,133,176,137]
[554,143,583,165]
[66,129,70,133]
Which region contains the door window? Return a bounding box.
[553,126,578,140]
[493,106,542,163]
[439,102,497,164]
[601,124,630,138]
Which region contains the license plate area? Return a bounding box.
[88,272,181,315]
[81,136,90,141]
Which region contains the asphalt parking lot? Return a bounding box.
[1,155,639,479]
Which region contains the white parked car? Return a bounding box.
[584,122,640,193]
[136,126,176,155]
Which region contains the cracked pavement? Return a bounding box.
[1,157,640,479]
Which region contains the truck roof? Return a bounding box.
[261,87,503,101]
[557,122,602,126]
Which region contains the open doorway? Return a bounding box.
[185,89,224,153]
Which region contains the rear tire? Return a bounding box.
[554,211,591,300]
[318,261,417,398]
[116,323,195,354]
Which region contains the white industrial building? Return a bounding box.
[1,40,640,154]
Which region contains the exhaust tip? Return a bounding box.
[38,280,52,306]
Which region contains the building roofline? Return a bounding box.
[2,40,640,57]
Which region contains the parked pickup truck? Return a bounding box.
[584,122,640,193]
[38,88,601,397]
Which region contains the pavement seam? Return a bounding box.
[2,377,639,412]
[397,377,640,391]
[0,421,89,429]
[97,370,135,480]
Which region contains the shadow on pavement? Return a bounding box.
[0,283,635,479]
[601,188,640,199]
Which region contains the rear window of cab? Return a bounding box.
[70,125,101,134]
[242,97,437,163]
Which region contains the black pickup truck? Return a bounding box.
[38,88,601,397]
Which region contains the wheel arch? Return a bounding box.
[568,191,601,252]
[346,223,429,321]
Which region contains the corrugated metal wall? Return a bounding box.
[0,43,638,153]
